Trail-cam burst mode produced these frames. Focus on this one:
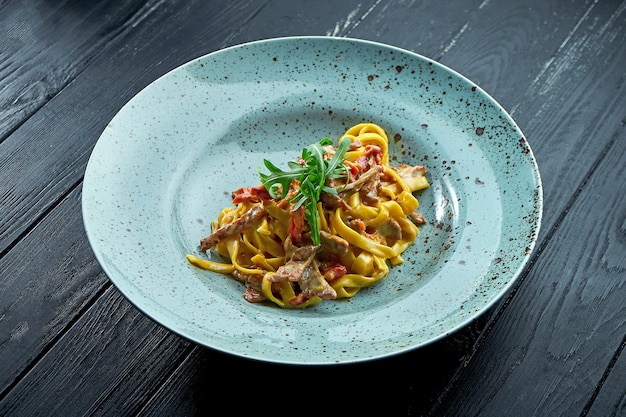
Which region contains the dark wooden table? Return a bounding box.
[1,1,625,415]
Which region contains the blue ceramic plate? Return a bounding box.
[83,37,542,364]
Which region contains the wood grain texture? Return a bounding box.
[347,0,488,56]
[0,187,106,392]
[0,0,157,142]
[0,284,192,416]
[586,337,626,417]
[434,0,598,107]
[228,0,382,43]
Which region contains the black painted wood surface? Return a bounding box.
[1,0,624,415]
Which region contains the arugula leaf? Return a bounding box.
[259,137,350,244]
[259,159,301,199]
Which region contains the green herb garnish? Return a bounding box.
[259,137,351,245]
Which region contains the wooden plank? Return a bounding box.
[0,0,267,254]
[586,337,626,417]
[0,0,157,142]
[346,0,488,57]
[423,6,626,409]
[0,285,193,416]
[133,350,202,417]
[0,186,107,392]
[432,0,600,109]
[227,0,382,43]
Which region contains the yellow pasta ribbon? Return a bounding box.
[224,237,264,275]
[185,254,235,274]
[331,209,399,259]
[261,277,322,309]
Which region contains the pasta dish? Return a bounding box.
[186,123,429,308]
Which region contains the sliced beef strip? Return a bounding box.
[200,205,266,251]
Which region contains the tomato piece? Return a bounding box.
[289,205,305,242]
[232,185,272,203]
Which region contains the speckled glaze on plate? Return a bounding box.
[82,37,542,365]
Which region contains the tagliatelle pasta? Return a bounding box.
[186,123,429,308]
